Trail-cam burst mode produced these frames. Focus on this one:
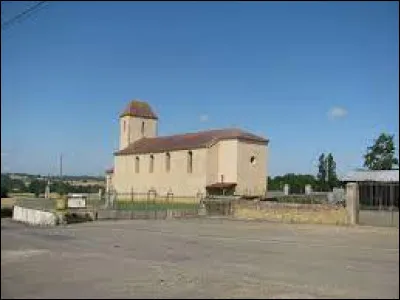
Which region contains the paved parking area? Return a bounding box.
[1,218,399,299]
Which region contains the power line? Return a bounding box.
[1,1,47,31]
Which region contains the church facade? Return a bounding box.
[106,100,269,197]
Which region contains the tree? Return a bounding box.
[364,133,399,170]
[326,153,339,190]
[267,174,317,193]
[317,153,327,191]
[1,185,9,198]
[28,180,46,198]
[1,175,11,197]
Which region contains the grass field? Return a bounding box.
[115,200,199,211]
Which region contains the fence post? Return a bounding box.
[346,183,359,225]
[284,184,290,196]
[130,188,134,220]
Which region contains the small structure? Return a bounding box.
[67,194,87,209]
[342,170,399,209]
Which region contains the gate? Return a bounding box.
[358,182,399,227]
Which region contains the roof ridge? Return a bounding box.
[142,127,256,139]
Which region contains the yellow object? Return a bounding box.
[56,197,67,210]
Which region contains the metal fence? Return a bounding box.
[100,191,200,211]
[358,182,399,210]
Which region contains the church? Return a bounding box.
[106,100,269,197]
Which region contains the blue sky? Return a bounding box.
[1,1,399,177]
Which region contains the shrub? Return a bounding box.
[63,212,93,224]
[1,207,13,218]
[1,186,9,198]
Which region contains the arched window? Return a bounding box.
[187,151,193,173]
[135,156,140,173]
[166,152,171,172]
[141,121,145,136]
[123,120,126,132]
[149,155,154,173]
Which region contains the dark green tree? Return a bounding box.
[326,153,339,190]
[1,185,9,198]
[267,174,317,193]
[317,153,328,191]
[364,133,399,170]
[28,180,46,197]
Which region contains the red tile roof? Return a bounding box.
[120,100,158,119]
[115,128,268,155]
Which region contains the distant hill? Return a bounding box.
[2,173,105,181]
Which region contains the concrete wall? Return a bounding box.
[119,116,158,150]
[113,148,208,196]
[13,206,57,226]
[236,140,267,196]
[359,210,399,228]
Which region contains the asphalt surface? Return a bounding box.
[1,218,399,299]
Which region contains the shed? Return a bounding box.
[342,170,399,208]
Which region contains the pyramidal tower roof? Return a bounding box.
[119,100,158,119]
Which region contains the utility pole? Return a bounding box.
[59,154,63,180]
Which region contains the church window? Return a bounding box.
[149,155,154,173]
[135,156,140,173]
[166,152,171,172]
[187,151,193,173]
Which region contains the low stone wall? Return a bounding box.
[232,200,348,225]
[96,209,199,220]
[12,205,58,226]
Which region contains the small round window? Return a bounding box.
[250,156,256,165]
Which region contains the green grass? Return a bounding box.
[115,201,199,211]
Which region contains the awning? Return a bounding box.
[206,182,237,189]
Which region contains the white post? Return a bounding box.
[305,184,312,195]
[283,184,290,196]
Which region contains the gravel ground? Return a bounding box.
[1,218,399,299]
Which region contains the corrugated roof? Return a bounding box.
[341,170,399,182]
[119,100,158,119]
[115,128,268,155]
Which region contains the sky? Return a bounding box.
[1,1,399,177]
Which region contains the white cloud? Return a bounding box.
[328,107,348,119]
[199,114,209,122]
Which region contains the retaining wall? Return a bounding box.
[231,200,348,225]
